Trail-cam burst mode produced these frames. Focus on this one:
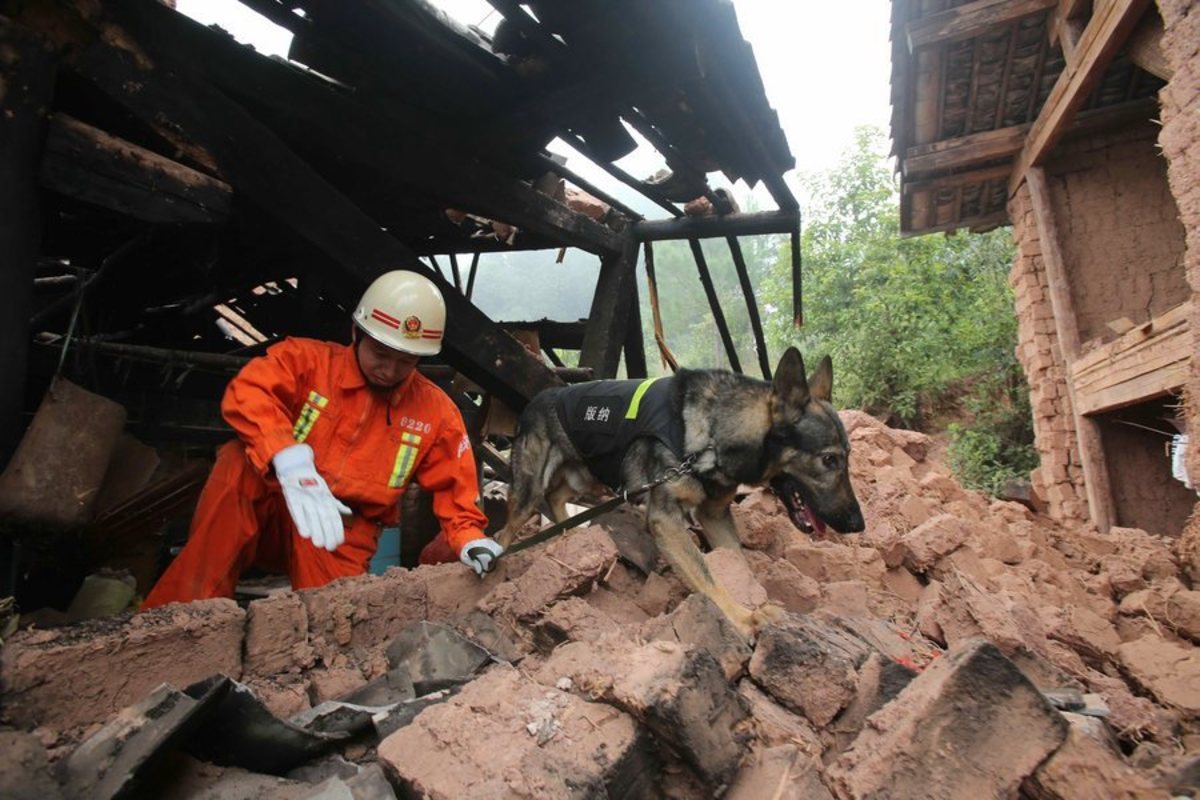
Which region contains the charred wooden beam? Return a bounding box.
[38,337,595,382]
[580,233,640,378]
[726,237,771,379]
[563,132,684,218]
[0,21,55,468]
[533,152,643,221]
[498,320,587,350]
[40,114,231,224]
[622,283,647,379]
[688,239,741,373]
[102,0,623,256]
[906,0,1056,51]
[790,221,802,328]
[633,210,798,242]
[65,15,559,409]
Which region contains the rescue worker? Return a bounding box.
[142,271,503,608]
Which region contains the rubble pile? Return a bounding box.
[3,410,1200,798]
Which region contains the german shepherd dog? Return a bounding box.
[495,348,865,636]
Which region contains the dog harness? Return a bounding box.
[554,376,686,490]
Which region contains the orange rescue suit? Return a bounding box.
[142,337,486,608]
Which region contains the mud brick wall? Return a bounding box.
[1157,0,1200,484]
[1009,185,1087,523]
[1046,122,1189,345]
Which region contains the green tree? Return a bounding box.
[757,126,1034,491]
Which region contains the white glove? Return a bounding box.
[273,444,352,552]
[459,537,504,577]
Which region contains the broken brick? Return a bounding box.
[378,666,653,797]
[0,599,243,732]
[748,617,871,726]
[827,640,1067,800]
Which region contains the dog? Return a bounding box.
[495,347,865,636]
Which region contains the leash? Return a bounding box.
[495,447,711,558]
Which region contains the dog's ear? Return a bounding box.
[772,347,810,413]
[808,355,833,402]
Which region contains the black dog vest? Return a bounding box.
[554,377,686,490]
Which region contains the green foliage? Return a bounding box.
[638,125,1037,494]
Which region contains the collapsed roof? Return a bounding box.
[6,0,798,444]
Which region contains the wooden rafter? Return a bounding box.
[901,164,1012,195]
[903,123,1030,175]
[41,115,232,225]
[907,0,1055,51]
[1009,0,1152,194]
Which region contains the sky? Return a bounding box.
[175,0,894,211]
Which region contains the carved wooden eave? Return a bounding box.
[890,0,1163,236]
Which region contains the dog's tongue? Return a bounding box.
[804,505,827,535]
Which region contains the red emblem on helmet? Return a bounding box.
[403,315,422,338]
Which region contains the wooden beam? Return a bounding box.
[900,209,1010,237]
[580,233,641,378]
[1026,167,1115,532]
[727,237,771,379]
[1010,0,1152,195]
[688,239,741,373]
[904,124,1030,176]
[1071,302,1190,415]
[66,16,560,410]
[633,210,799,242]
[907,0,1056,51]
[1126,12,1172,81]
[901,164,1013,195]
[101,0,624,256]
[0,20,54,469]
[40,114,231,224]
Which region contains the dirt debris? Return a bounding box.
[2,410,1199,797]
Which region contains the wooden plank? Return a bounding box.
[1010,0,1152,194]
[900,209,1009,237]
[1026,167,1115,532]
[66,15,560,410]
[1073,302,1191,375]
[902,164,1013,195]
[908,0,1056,51]
[579,234,641,379]
[40,114,231,224]
[633,210,799,242]
[1072,302,1191,414]
[0,19,54,469]
[903,123,1030,175]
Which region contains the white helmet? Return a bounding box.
[352,271,446,356]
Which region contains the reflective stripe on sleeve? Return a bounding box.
[292,390,329,443]
[388,431,422,488]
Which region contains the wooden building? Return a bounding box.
[889,0,1200,535]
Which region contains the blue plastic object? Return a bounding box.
[369,526,402,574]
